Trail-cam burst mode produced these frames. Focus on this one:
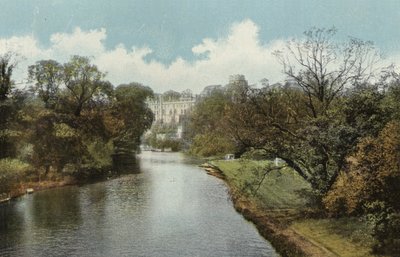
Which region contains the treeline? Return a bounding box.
[0,54,153,194]
[187,28,400,254]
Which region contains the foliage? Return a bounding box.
[0,52,16,101]
[0,52,154,189]
[186,78,239,156]
[205,28,385,202]
[214,159,311,209]
[0,53,18,158]
[0,158,32,193]
[153,138,182,152]
[84,139,113,168]
[30,111,85,174]
[364,201,400,254]
[186,29,400,252]
[323,121,400,253]
[190,133,235,157]
[112,83,154,152]
[162,90,181,101]
[187,87,228,138]
[384,71,400,121]
[62,56,110,116]
[324,121,400,215]
[274,27,380,117]
[28,59,63,109]
[144,123,185,151]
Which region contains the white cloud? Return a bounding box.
[0,20,287,93]
[49,27,107,58]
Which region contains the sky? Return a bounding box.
[1,0,400,93]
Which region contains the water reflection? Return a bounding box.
[0,152,277,257]
[0,201,25,251]
[31,187,82,229]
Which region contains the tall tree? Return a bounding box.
[270,28,381,194]
[28,60,63,109]
[0,52,16,101]
[112,83,154,151]
[274,27,380,118]
[188,86,235,156]
[222,29,383,198]
[63,56,107,116]
[111,83,153,170]
[0,52,17,158]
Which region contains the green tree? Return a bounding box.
[162,90,181,101]
[324,121,400,253]
[0,52,16,101]
[62,56,108,116]
[187,84,236,157]
[28,59,63,109]
[384,70,400,121]
[226,28,383,197]
[0,52,18,158]
[111,83,153,166]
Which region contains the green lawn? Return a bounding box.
[213,159,379,257]
[213,159,311,209]
[291,218,377,257]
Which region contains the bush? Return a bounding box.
[241,149,271,160]
[0,158,32,193]
[364,201,400,254]
[189,133,235,157]
[84,139,113,169]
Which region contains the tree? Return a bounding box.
[187,84,236,157]
[324,121,400,253]
[28,60,63,109]
[234,28,383,196]
[162,90,181,101]
[112,83,154,153]
[0,52,18,158]
[325,121,400,214]
[63,56,107,116]
[383,70,400,121]
[113,83,154,134]
[31,111,85,176]
[274,27,380,118]
[0,52,16,101]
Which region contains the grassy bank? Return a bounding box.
[0,158,76,199]
[0,158,116,201]
[211,159,378,257]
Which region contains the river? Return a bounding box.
[0,152,277,257]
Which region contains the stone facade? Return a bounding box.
[147,94,196,124]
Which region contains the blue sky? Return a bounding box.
[1,0,399,92]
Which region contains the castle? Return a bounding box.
[147,86,224,125]
[146,89,197,124]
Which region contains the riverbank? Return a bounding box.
[203,160,377,257]
[1,165,119,202]
[5,176,77,200]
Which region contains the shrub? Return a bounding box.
[0,158,32,193]
[364,201,400,254]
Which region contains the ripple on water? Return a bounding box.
[0,152,277,257]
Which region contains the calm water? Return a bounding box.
[0,152,277,257]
